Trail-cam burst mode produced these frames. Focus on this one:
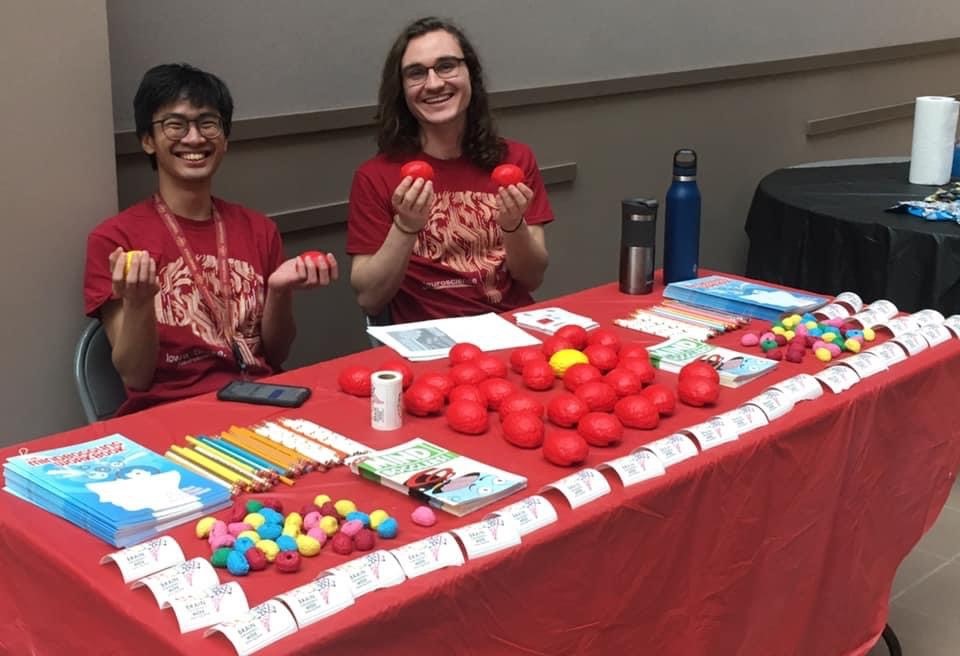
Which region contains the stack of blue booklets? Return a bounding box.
[3,434,232,547]
[664,275,828,322]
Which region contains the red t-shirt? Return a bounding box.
[346,140,555,323]
[84,198,284,415]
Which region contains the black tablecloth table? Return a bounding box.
[745,162,960,315]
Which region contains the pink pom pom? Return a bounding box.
[740,332,760,346]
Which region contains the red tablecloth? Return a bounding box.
[2,282,959,656]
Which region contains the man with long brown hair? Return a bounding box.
[347,17,553,324]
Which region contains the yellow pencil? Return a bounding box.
[189,442,272,491]
[230,426,316,465]
[219,431,300,474]
[165,450,236,492]
[170,444,251,490]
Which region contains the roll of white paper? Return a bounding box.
[908,96,960,185]
[371,371,403,431]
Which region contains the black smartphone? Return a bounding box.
[217,380,311,408]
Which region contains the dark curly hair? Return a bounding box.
[375,17,506,170]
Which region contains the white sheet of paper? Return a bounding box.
[838,352,887,379]
[835,291,864,312]
[132,557,219,608]
[684,417,739,450]
[100,535,185,584]
[390,533,465,579]
[640,433,700,467]
[867,341,908,366]
[815,365,861,393]
[919,323,953,347]
[944,315,960,337]
[451,516,522,559]
[746,388,795,421]
[816,303,850,320]
[893,332,929,356]
[599,450,666,486]
[488,495,558,536]
[771,373,824,404]
[715,405,769,434]
[881,316,921,337]
[169,581,249,634]
[513,307,598,333]
[367,313,541,361]
[327,550,406,599]
[541,468,611,509]
[203,599,297,656]
[912,309,945,326]
[275,572,355,628]
[868,300,899,321]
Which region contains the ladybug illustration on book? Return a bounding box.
[404,467,512,504]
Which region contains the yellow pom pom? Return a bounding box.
[805,321,819,330]
[296,535,323,557]
[334,499,357,517]
[784,330,796,341]
[282,524,300,538]
[285,512,303,526]
[314,494,331,507]
[863,327,876,341]
[821,332,836,343]
[844,338,861,353]
[369,509,390,529]
[319,515,339,536]
[771,326,785,335]
[548,349,589,377]
[815,347,832,362]
[256,539,280,562]
[195,516,217,539]
[243,512,265,529]
[238,530,260,542]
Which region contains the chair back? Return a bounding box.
[74,319,126,423]
[366,306,393,348]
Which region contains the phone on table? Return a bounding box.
[217,380,311,408]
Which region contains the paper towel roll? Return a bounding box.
[908,96,960,185]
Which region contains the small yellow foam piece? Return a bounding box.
[296,534,323,557]
[238,530,260,542]
[821,332,836,343]
[282,524,301,538]
[784,330,796,341]
[805,321,819,330]
[771,326,785,335]
[548,349,589,377]
[844,338,862,353]
[123,250,138,275]
[334,499,357,517]
[319,515,339,536]
[256,539,280,562]
[243,512,266,529]
[815,347,832,362]
[195,516,217,539]
[314,494,331,506]
[863,327,876,341]
[369,509,390,529]
[285,512,303,527]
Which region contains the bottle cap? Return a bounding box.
[622,198,658,219]
[673,149,697,177]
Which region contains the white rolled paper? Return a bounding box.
[370,370,403,431]
[908,96,960,185]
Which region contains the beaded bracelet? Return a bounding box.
[393,215,421,235]
[501,216,525,234]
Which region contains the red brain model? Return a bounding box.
[337,365,373,397]
[584,344,619,372]
[574,380,618,412]
[446,400,489,434]
[542,432,590,466]
[679,360,720,386]
[501,410,545,448]
[510,347,546,373]
[377,359,414,389]
[418,371,455,400]
[547,393,589,427]
[474,355,508,379]
[562,363,603,392]
[618,357,656,384]
[614,394,660,429]
[586,328,620,352]
[522,360,556,391]
[449,342,482,365]
[541,336,574,357]
[577,412,624,446]
[449,362,488,386]
[677,377,720,407]
[478,378,515,410]
[403,383,445,416]
[449,384,487,406]
[555,325,589,350]
[640,383,677,416]
[498,393,545,420]
[604,368,643,397]
[619,343,650,361]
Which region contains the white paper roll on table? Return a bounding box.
[371,370,403,431]
[908,96,960,185]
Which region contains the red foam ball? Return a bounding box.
[337,365,373,397]
[501,411,545,448]
[510,347,547,373]
[228,499,248,523]
[640,383,677,416]
[555,325,589,350]
[563,363,603,392]
[574,381,618,412]
[418,371,455,400]
[474,355,508,379]
[245,547,268,571]
[767,348,784,361]
[785,349,804,363]
[604,368,643,397]
[498,393,545,420]
[449,362,488,386]
[403,383,445,416]
[353,528,376,551]
[331,533,354,556]
[449,342,482,365]
[478,378,515,410]
[319,502,338,518]
[577,412,624,446]
[619,343,650,361]
[259,497,283,513]
[275,550,302,573]
[614,395,660,429]
[542,336,574,357]
[677,377,720,407]
[584,344,619,372]
[542,432,589,466]
[449,384,487,406]
[521,360,556,391]
[679,361,720,386]
[446,400,489,434]
[377,359,414,389]
[618,357,656,384]
[547,392,589,427]
[586,328,621,352]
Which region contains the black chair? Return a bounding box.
[881,624,902,656]
[366,306,393,348]
[74,319,126,423]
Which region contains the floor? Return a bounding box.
[867,478,960,655]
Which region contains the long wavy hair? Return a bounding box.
[375,17,506,169]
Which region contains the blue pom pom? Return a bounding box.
[233,537,255,553]
[377,517,399,539]
[257,523,282,540]
[259,508,284,525]
[346,511,371,527]
[276,535,298,552]
[226,550,250,576]
[808,327,823,337]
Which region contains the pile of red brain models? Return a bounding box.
[337,326,721,467]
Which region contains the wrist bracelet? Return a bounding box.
[393,215,421,236]
[501,216,525,233]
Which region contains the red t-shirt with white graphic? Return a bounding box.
[84,198,284,415]
[346,139,555,323]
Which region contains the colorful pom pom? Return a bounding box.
[377,517,399,539]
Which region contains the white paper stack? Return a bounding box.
[909,96,960,185]
[513,307,599,335]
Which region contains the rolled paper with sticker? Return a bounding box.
[371,371,403,431]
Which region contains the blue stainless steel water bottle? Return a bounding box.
[663,148,701,283]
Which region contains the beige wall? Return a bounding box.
[0,1,117,443]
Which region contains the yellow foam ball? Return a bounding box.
[256,539,280,562]
[821,332,836,343]
[319,515,340,536]
[282,524,301,538]
[296,534,323,557]
[784,330,796,341]
[805,321,819,330]
[195,516,217,539]
[334,499,357,517]
[548,349,589,377]
[314,494,331,507]
[771,326,785,335]
[863,327,876,341]
[243,512,266,529]
[238,530,260,542]
[369,509,390,529]
[285,512,303,526]
[844,338,862,353]
[815,347,832,362]
[123,250,144,275]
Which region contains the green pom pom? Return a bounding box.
[760,339,778,352]
[245,499,264,512]
[211,547,233,568]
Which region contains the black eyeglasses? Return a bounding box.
[402,57,465,85]
[151,113,224,140]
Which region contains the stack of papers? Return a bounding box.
[513,307,599,335]
[366,312,541,361]
[3,434,232,547]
